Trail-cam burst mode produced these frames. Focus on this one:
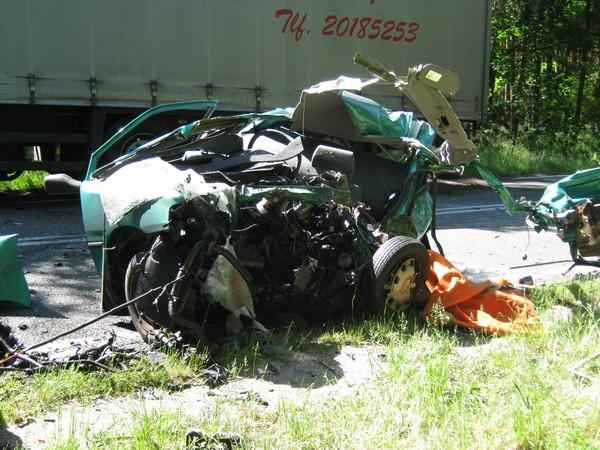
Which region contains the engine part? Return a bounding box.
[294,258,318,291]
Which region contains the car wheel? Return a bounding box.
[365,236,429,314]
[125,236,179,343]
[125,252,157,342]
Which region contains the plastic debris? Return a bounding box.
[424,251,540,334]
[186,430,243,450]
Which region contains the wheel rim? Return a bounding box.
[383,257,417,312]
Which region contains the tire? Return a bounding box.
[364,236,429,314]
[125,236,179,343]
[0,143,24,181]
[0,171,23,181]
[107,119,171,155]
[96,119,172,169]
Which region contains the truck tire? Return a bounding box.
[0,143,24,181]
[97,119,172,168]
[364,236,429,314]
[0,170,23,181]
[107,119,171,154]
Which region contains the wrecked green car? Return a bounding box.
[46,54,479,344]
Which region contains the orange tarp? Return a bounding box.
[423,251,539,334]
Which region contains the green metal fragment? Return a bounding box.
[473,161,528,215]
[0,235,31,307]
[538,166,600,212]
[238,185,354,206]
[340,91,435,147]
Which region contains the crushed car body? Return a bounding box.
[46,54,480,344]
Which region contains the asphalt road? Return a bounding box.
[1,197,139,348]
[435,175,597,283]
[1,175,597,347]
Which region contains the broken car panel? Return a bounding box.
[527,167,600,266]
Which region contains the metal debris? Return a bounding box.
[186,430,243,450]
[0,332,139,373]
[201,363,230,388]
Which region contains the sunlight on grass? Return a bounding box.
[0,171,47,193]
[0,350,209,424]
[473,128,600,176]
[477,145,597,176]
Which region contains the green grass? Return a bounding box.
[0,350,208,424]
[5,278,600,449]
[472,128,600,176]
[47,409,192,450]
[0,171,47,193]
[476,143,598,176]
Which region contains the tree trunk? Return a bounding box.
[574,0,593,129]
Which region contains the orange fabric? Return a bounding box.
[423,250,539,334]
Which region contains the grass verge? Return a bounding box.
[472,128,600,176]
[476,144,598,176]
[0,171,47,193]
[3,277,600,449]
[0,350,208,425]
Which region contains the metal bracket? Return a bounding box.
[27,74,36,104]
[150,80,158,106]
[89,77,97,106]
[254,85,262,112]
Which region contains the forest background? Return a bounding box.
[481,0,600,173]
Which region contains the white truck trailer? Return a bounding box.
[0,0,491,180]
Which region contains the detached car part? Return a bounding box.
[0,234,31,307]
[526,167,600,266]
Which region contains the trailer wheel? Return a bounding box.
[97,119,172,168]
[107,119,171,155]
[364,236,429,314]
[0,143,24,181]
[0,171,23,181]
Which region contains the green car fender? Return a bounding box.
[81,178,184,274]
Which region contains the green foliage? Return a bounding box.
[473,126,600,175]
[489,0,600,145]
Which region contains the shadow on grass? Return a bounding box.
[0,412,22,449]
[214,326,345,389]
[212,307,504,390]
